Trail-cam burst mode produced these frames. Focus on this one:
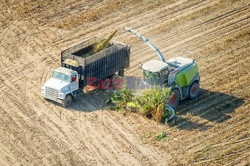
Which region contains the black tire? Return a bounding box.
[102,78,113,90]
[112,74,124,90]
[73,91,82,100]
[169,89,180,108]
[188,81,200,99]
[118,69,124,77]
[63,95,72,107]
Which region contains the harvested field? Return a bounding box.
[0,0,249,165]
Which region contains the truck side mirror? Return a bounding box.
[72,76,77,82]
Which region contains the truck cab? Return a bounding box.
[41,37,130,107]
[41,67,79,107]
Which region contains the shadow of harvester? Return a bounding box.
[169,89,245,131]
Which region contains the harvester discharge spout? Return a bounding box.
[123,26,166,62]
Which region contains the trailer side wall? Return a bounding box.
[61,38,130,89]
[83,47,130,86]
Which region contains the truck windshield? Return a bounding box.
[52,71,70,83]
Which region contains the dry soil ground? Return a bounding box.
[0,0,249,165]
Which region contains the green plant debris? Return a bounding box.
[108,87,172,123]
[136,88,172,122]
[202,145,212,153]
[80,30,118,58]
[156,132,167,141]
[93,30,117,53]
[109,88,133,111]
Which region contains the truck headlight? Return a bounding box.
[59,92,65,98]
[41,86,46,93]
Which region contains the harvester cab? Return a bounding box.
[124,27,200,108]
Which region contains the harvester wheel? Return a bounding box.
[189,81,200,99]
[63,95,72,107]
[169,89,180,108]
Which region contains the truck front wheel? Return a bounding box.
[63,95,72,107]
[189,81,200,99]
[169,89,180,108]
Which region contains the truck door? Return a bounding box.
[70,72,79,92]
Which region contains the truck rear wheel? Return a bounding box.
[169,89,180,108]
[189,81,200,99]
[102,78,113,90]
[112,74,124,90]
[118,69,124,77]
[63,95,72,107]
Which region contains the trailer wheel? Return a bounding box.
[169,89,180,108]
[102,78,113,90]
[112,74,124,90]
[118,69,124,77]
[189,81,200,99]
[63,95,72,107]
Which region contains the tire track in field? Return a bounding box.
[0,95,94,165]
[178,111,250,152]
[103,112,161,165]
[105,111,173,165]
[77,111,155,165]
[170,120,249,164]
[101,110,167,165]
[0,108,43,165]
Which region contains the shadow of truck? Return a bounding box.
[56,79,244,131]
